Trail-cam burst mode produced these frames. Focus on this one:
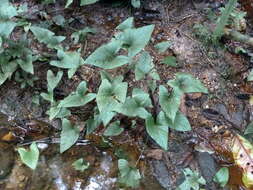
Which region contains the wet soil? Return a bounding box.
[1,0,253,189]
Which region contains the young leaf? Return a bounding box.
[132,88,152,107]
[86,114,101,135]
[85,40,129,69]
[30,26,65,48]
[72,158,89,172]
[52,15,65,26]
[213,167,229,187]
[58,82,96,108]
[116,17,134,31]
[244,121,253,135]
[116,88,151,119]
[159,85,183,122]
[120,25,155,57]
[134,51,153,80]
[16,54,34,74]
[99,110,116,126]
[96,78,128,112]
[159,111,191,132]
[40,92,54,103]
[167,73,208,94]
[212,0,237,41]
[154,41,172,53]
[50,50,84,78]
[0,0,17,20]
[176,168,206,190]
[71,27,96,44]
[0,21,16,38]
[118,159,141,188]
[116,98,150,119]
[47,70,63,92]
[80,0,99,6]
[65,0,73,8]
[60,119,80,153]
[162,56,177,67]
[248,70,253,81]
[47,106,61,120]
[131,0,141,8]
[103,121,124,136]
[145,115,168,150]
[17,142,39,170]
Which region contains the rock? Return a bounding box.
[196,152,218,190]
[151,160,171,190]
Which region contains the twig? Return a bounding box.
[224,28,253,47]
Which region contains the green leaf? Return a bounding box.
[60,119,80,153]
[86,114,101,135]
[47,70,63,92]
[103,121,124,136]
[16,54,34,74]
[47,106,61,120]
[159,85,183,122]
[134,51,153,80]
[41,0,55,4]
[145,115,168,150]
[116,98,150,119]
[72,158,89,172]
[0,21,16,37]
[30,26,65,48]
[168,73,208,94]
[52,15,65,26]
[162,56,177,67]
[213,167,229,187]
[65,0,73,8]
[85,40,129,69]
[99,111,116,126]
[212,0,237,41]
[120,25,155,57]
[80,0,99,6]
[159,111,191,132]
[248,70,253,81]
[58,82,96,108]
[55,107,71,119]
[118,159,141,188]
[177,168,206,190]
[50,50,84,78]
[116,88,151,119]
[149,69,160,80]
[132,88,152,107]
[59,93,96,108]
[0,0,17,20]
[131,0,141,8]
[17,142,39,170]
[0,73,9,85]
[116,17,134,31]
[71,27,96,44]
[40,92,54,103]
[96,78,128,112]
[244,121,253,135]
[154,41,172,53]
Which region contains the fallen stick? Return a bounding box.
[224,28,253,47]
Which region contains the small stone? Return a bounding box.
[187,93,202,99]
[18,175,25,181]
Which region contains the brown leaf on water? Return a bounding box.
[230,135,253,189]
[211,133,253,189]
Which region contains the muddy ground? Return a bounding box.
[0,0,253,189]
